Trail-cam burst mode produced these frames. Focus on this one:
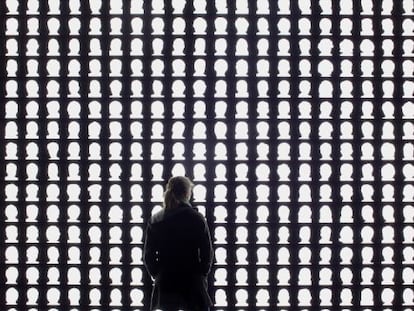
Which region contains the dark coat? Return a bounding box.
[144,202,214,311]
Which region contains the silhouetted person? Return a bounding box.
[144,176,214,311]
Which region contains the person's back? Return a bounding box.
[144,176,214,311]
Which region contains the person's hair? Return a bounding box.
[163,176,194,208]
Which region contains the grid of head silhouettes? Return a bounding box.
[1,0,414,310]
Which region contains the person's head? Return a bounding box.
[163,176,194,208]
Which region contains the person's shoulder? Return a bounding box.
[150,209,165,224]
[188,205,207,222]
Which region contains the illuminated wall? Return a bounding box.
[1,0,414,310]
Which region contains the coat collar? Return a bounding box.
[151,202,192,224]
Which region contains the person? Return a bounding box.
[144,176,214,311]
